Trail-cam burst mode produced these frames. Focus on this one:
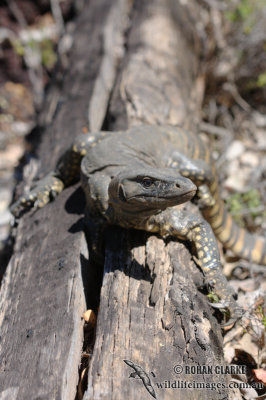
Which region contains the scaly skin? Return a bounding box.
[11,125,265,325]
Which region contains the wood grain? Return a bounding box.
[85,1,240,399]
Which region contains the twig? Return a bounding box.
[210,6,226,50]
[200,121,233,137]
[6,0,44,109]
[6,0,27,28]
[199,0,226,11]
[200,122,234,168]
[50,0,65,35]
[223,83,251,112]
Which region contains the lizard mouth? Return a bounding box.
[127,188,196,201]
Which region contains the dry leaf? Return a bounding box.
[252,369,266,385]
[230,379,258,400]
[83,309,97,328]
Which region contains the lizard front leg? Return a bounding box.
[147,208,242,326]
[11,131,113,216]
[169,151,216,208]
[10,172,65,216]
[169,151,213,185]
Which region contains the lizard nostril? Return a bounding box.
[176,183,181,188]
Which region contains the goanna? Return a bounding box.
[11,125,266,326]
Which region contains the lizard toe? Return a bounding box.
[208,301,228,310]
[10,192,38,216]
[35,195,50,209]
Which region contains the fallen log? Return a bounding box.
[85,1,240,399]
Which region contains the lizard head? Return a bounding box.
[108,167,197,213]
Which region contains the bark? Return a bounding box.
[85,1,240,399]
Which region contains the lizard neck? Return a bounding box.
[105,203,162,229]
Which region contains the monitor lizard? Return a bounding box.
[11,125,266,326]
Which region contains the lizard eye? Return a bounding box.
[142,177,154,188]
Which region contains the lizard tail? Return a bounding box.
[202,178,266,265]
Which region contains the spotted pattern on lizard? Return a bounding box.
[11,125,266,326]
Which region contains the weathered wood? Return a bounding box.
[85,1,240,399]
[0,0,129,399]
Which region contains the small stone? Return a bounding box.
[225,140,245,161]
[12,121,33,136]
[0,225,11,243]
[240,152,259,168]
[226,159,239,176]
[0,210,13,226]
[253,112,266,127]
[0,189,12,212]
[224,170,250,192]
[254,128,266,148]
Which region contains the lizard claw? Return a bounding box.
[10,173,64,217]
[208,301,228,310]
[209,299,243,328]
[220,318,238,329]
[10,192,38,217]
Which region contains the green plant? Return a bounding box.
[40,39,57,70]
[226,189,263,226]
[256,73,266,88]
[257,306,266,330]
[11,39,25,56]
[225,0,264,34]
